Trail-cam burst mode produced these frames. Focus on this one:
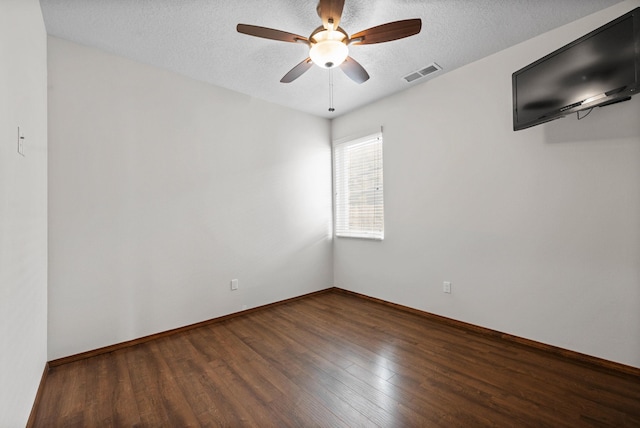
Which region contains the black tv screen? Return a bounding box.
[513,7,640,131]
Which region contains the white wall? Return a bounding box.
[332,0,640,369]
[47,37,333,360]
[0,0,48,426]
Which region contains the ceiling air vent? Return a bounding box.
[403,62,441,83]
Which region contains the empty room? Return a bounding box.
[2,0,640,426]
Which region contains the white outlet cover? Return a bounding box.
[443,281,452,293]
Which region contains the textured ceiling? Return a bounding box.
[39,0,624,118]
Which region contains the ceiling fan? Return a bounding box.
[237,0,422,84]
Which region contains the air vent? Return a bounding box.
[403,62,442,82]
[404,72,422,82]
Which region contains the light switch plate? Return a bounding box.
[17,127,24,156]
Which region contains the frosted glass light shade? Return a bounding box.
[309,31,348,69]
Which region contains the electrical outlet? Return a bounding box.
[231,279,238,290]
[443,281,452,294]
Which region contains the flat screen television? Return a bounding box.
[512,7,640,131]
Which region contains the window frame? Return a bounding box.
[332,132,384,241]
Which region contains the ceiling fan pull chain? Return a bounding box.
[329,68,335,112]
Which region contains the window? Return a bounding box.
[333,132,384,240]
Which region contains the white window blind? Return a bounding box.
[334,133,384,240]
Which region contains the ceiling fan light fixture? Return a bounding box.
[237,1,422,85]
[309,29,348,68]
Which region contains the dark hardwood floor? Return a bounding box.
[33,289,640,427]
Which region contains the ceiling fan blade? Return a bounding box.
[317,0,345,30]
[281,58,314,83]
[340,56,370,84]
[237,24,308,44]
[350,19,422,45]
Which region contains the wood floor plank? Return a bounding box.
[252,307,423,426]
[187,328,291,427]
[229,313,367,426]
[159,332,241,426]
[276,298,535,425]
[227,316,352,427]
[33,290,640,427]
